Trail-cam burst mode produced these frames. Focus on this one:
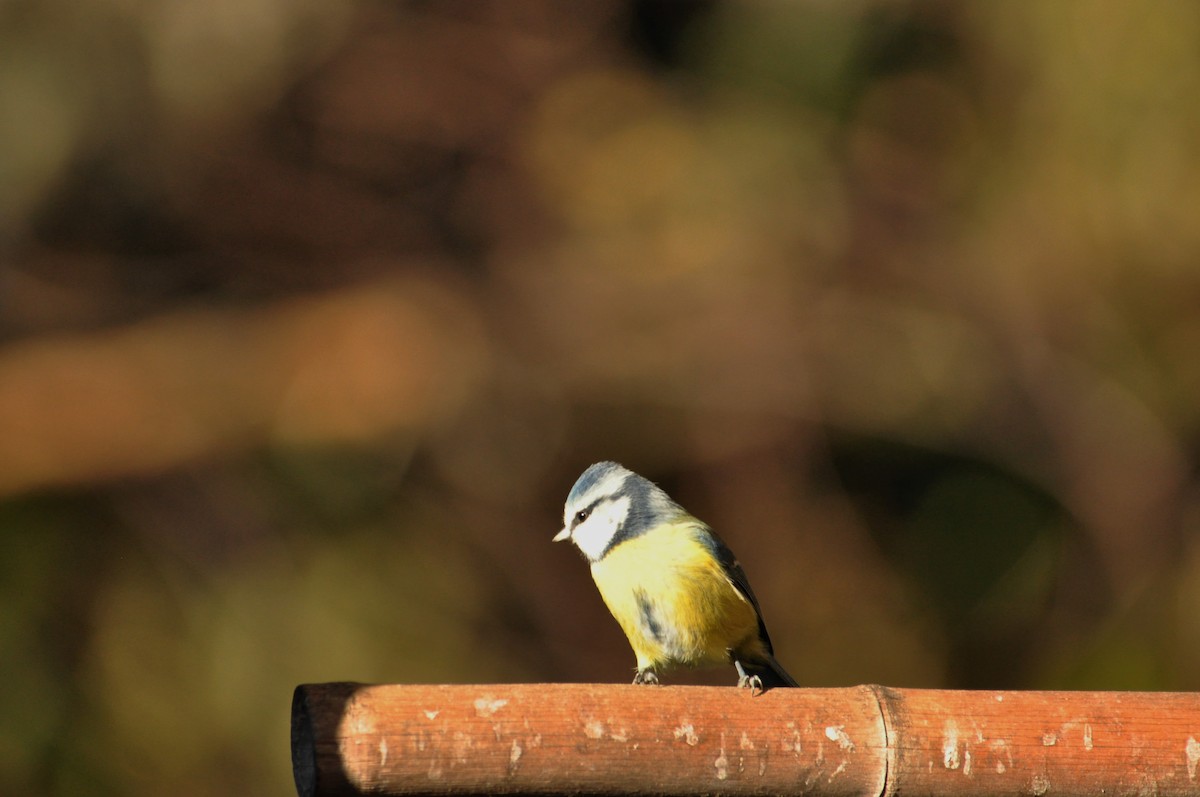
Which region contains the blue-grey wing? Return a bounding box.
[688,520,776,656]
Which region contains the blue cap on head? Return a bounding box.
[567,461,628,506]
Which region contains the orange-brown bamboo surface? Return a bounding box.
[291,682,1200,796]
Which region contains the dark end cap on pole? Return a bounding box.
[291,685,317,797]
[291,683,366,797]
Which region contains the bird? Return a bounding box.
[553,461,797,692]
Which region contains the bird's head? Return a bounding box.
[553,461,681,562]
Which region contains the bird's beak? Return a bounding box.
[552,527,570,542]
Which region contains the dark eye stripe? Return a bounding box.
[571,499,602,529]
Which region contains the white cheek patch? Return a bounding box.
[562,468,630,528]
[571,496,630,562]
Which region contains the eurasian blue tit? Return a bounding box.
[554,461,797,692]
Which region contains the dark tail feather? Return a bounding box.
[740,654,798,689]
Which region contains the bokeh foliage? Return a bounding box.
[3,2,1200,794]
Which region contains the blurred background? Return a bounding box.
[4,1,1200,793]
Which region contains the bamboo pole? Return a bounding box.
[291,683,1200,796]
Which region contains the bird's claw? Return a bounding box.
[734,660,765,695]
[737,673,765,696]
[633,670,660,686]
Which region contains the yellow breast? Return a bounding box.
[588,521,763,671]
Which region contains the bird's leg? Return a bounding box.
[633,669,660,686]
[734,660,764,696]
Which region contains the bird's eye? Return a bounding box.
[574,508,590,525]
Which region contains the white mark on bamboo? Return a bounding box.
[943,720,960,770]
[1031,773,1050,795]
[674,722,699,746]
[584,720,605,740]
[379,738,388,768]
[509,739,523,773]
[825,725,855,752]
[740,730,765,775]
[1186,736,1200,779]
[1084,724,1093,750]
[610,726,629,742]
[520,720,544,750]
[714,734,729,781]
[963,749,972,776]
[451,730,472,763]
[473,697,508,717]
[781,721,802,755]
[1042,733,1057,746]
[423,709,440,720]
[991,738,1012,773]
[731,731,746,774]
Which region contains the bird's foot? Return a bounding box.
[633,670,660,686]
[734,661,764,696]
[737,673,764,695]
